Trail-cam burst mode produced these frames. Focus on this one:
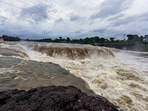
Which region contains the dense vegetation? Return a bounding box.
[1,34,148,51]
[2,35,21,41]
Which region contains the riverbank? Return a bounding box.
[95,43,148,52]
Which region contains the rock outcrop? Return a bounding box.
[33,43,114,59]
[0,86,121,111]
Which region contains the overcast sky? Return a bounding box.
[0,0,148,39]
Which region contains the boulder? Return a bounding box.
[0,86,121,111]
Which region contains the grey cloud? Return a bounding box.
[73,30,81,34]
[55,18,64,23]
[107,14,125,21]
[42,30,52,36]
[87,27,127,39]
[90,0,134,19]
[91,29,106,33]
[111,12,148,27]
[70,14,83,21]
[0,20,47,39]
[110,17,133,27]
[0,16,7,25]
[20,4,49,23]
[138,12,148,21]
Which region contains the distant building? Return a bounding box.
[144,35,148,42]
[0,37,4,42]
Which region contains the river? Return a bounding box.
[0,41,147,111]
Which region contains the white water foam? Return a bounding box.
[0,42,148,111]
[18,43,148,111]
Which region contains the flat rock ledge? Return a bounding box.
[0,86,122,111]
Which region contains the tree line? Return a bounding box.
[1,34,148,51]
[24,34,147,45]
[0,34,146,44]
[1,35,21,41]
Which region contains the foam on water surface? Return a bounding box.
[0,42,148,111]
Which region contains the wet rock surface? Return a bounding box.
[0,86,120,111]
[0,57,93,95]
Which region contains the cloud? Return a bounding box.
[90,0,134,19]
[20,4,49,23]
[55,18,64,23]
[138,12,148,21]
[0,16,7,25]
[74,30,81,34]
[107,14,125,21]
[110,12,148,27]
[0,0,148,39]
[70,14,83,21]
[92,29,105,33]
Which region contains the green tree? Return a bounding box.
[110,37,115,42]
[127,34,135,41]
[127,34,140,41]
[2,35,21,41]
[66,37,71,43]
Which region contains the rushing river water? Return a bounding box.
[0,41,148,111]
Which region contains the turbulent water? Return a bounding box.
[0,41,148,111]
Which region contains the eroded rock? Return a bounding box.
[0,86,121,111]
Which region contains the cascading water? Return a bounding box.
[0,41,147,111]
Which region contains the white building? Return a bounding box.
[144,35,148,42]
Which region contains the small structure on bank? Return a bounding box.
[0,37,4,42]
[144,35,148,43]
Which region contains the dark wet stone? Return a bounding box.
[0,86,121,111]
